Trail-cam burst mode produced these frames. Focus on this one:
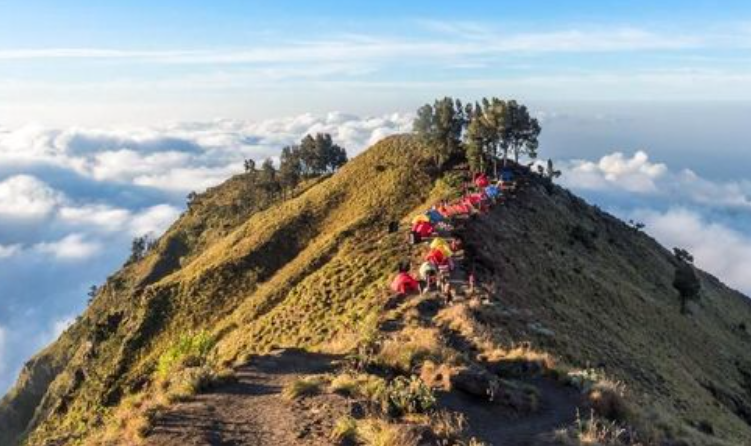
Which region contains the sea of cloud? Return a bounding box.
[0,111,749,396]
[0,112,412,393]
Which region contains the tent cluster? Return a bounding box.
[391,168,518,296]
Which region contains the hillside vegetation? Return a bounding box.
[1,132,750,445]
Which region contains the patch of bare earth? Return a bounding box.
[147,349,347,446]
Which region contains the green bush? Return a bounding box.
[157,331,216,379]
[383,376,436,416]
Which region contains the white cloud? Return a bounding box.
[51,316,74,339]
[129,204,181,237]
[561,151,751,212]
[58,205,132,232]
[35,234,101,260]
[634,208,751,294]
[0,244,21,259]
[0,113,411,194]
[0,175,65,219]
[0,326,6,374]
[561,151,667,193]
[0,27,704,65]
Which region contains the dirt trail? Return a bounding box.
[147,349,344,446]
[148,173,583,445]
[439,377,581,445]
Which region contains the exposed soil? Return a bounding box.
[147,349,347,446]
[439,377,582,445]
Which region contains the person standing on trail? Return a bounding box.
[442,280,454,305]
[468,269,476,297]
[419,261,437,294]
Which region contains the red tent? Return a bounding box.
[466,193,483,206]
[412,221,434,238]
[474,173,490,188]
[391,272,420,294]
[425,248,448,266]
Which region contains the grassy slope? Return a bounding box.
[1,135,443,445]
[2,134,751,445]
[463,176,751,443]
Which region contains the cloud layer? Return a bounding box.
[0,112,411,394]
[559,150,751,294]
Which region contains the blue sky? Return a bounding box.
[1,1,751,395]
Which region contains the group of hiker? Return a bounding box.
[390,168,517,304]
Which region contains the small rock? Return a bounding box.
[450,365,498,400]
[528,322,555,337]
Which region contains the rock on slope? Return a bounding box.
[1,134,750,445]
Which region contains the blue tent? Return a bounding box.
[485,185,501,198]
[502,168,514,182]
[426,209,445,224]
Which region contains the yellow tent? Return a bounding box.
[412,214,430,225]
[430,238,452,256]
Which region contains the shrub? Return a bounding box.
[282,375,327,400]
[383,376,436,416]
[331,416,358,443]
[157,331,215,379]
[589,380,631,422]
[166,366,216,402]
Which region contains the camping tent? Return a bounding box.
[485,185,500,198]
[474,173,490,188]
[412,221,434,238]
[391,272,420,294]
[430,238,453,257]
[502,168,514,183]
[412,214,430,225]
[426,209,445,224]
[425,248,448,266]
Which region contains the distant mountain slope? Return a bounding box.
[1,134,750,445]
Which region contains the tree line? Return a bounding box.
[241,133,348,199]
[413,97,541,174]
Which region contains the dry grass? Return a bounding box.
[376,326,454,373]
[329,372,386,400]
[428,410,468,439]
[419,360,457,391]
[356,418,422,446]
[588,379,631,422]
[330,415,359,443]
[282,375,328,400]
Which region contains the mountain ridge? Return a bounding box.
[1,134,750,445]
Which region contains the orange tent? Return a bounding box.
[391,272,420,294]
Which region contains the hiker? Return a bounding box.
[468,268,476,297]
[391,271,420,296]
[442,280,454,305]
[450,236,462,254]
[419,261,437,293]
[501,167,517,192]
[409,230,420,245]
